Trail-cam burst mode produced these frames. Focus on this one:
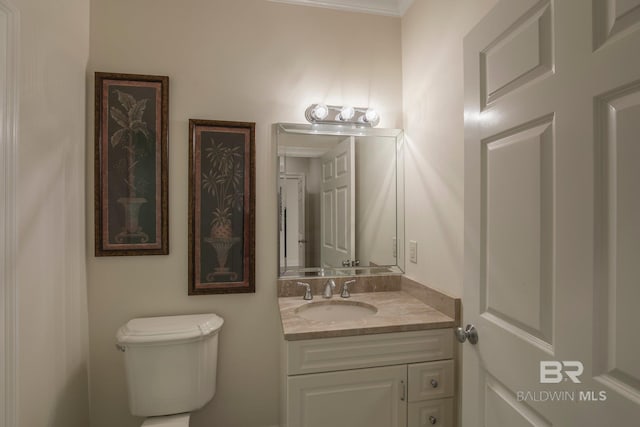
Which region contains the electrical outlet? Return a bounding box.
[392,237,397,258]
[409,240,417,263]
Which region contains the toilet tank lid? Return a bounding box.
[116,313,224,345]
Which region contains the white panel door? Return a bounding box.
[0,10,7,427]
[287,364,407,427]
[0,2,17,426]
[464,0,640,425]
[321,137,355,267]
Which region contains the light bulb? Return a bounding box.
[311,104,329,121]
[339,106,355,121]
[364,108,379,123]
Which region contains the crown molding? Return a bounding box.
[396,0,414,16]
[268,0,415,17]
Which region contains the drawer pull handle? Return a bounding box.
[400,380,406,401]
[429,415,437,425]
[430,379,438,388]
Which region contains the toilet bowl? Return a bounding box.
[116,314,224,426]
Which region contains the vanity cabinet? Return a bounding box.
[282,329,455,427]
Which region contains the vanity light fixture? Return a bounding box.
[304,104,380,127]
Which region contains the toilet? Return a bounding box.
[116,313,224,426]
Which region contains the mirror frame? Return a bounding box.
[275,122,404,278]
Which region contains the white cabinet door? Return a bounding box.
[287,364,407,427]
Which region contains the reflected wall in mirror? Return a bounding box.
[276,123,404,278]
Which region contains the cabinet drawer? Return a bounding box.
[286,329,453,375]
[408,360,454,402]
[408,398,453,427]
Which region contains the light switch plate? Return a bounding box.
[409,240,417,263]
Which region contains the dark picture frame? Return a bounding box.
[94,72,169,256]
[188,119,256,295]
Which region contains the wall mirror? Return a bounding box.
[276,123,404,278]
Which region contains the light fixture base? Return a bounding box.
[305,104,380,127]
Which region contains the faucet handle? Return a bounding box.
[297,282,313,300]
[341,280,356,298]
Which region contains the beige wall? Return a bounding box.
[87,1,402,426]
[401,0,497,296]
[13,0,90,425]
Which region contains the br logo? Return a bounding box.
[540,361,584,384]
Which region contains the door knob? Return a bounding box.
[455,324,478,344]
[342,260,351,267]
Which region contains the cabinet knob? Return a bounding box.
[429,415,437,425]
[430,379,438,388]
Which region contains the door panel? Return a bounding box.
[483,376,551,427]
[482,116,554,346]
[322,189,334,250]
[594,81,640,400]
[593,0,640,49]
[482,0,553,107]
[287,365,407,427]
[464,0,640,425]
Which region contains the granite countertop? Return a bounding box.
[278,291,455,341]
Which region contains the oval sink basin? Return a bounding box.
[295,300,378,322]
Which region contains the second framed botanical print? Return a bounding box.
[188,119,256,295]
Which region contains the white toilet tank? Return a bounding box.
[116,313,224,417]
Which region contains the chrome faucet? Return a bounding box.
[323,279,336,298]
[340,280,356,298]
[297,282,313,300]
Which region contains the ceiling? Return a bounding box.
[268,0,415,17]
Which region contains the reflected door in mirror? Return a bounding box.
[280,173,306,269]
[321,137,355,268]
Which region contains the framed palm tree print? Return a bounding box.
[94,72,169,256]
[188,119,255,294]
